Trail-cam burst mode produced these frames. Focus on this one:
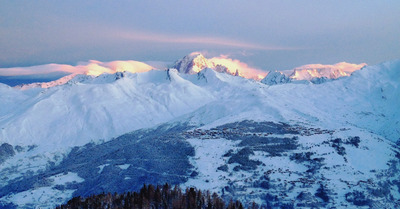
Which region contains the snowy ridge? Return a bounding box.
[15,73,79,90]
[0,60,397,148]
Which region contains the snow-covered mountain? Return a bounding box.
[6,54,365,90]
[261,62,366,85]
[0,58,399,208]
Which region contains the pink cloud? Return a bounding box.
[113,30,296,51]
[0,60,154,76]
[209,55,268,80]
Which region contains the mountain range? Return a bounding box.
[0,54,399,208]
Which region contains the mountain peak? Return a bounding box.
[172,53,249,78]
[261,62,366,85]
[290,62,366,80]
[172,53,214,74]
[260,71,291,85]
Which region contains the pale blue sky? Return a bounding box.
[1,0,399,71]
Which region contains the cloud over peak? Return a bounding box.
[0,60,155,77]
[209,55,268,80]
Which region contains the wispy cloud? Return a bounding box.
[110,29,297,51]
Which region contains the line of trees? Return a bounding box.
[56,183,245,209]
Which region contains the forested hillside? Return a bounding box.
[57,184,247,209]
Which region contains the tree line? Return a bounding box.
[56,183,247,209]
